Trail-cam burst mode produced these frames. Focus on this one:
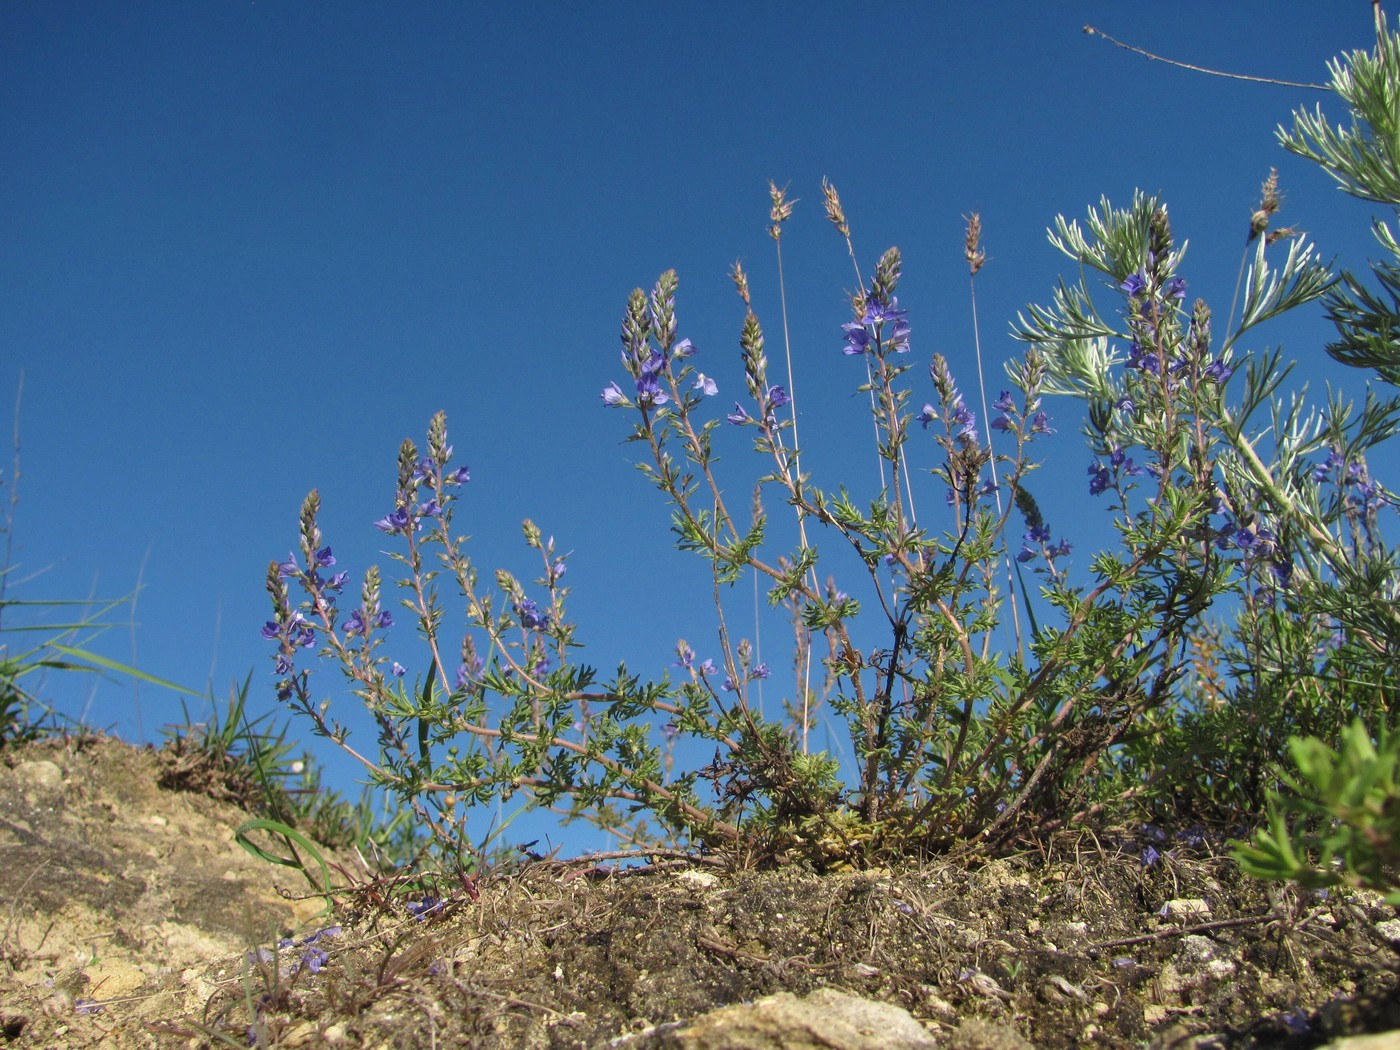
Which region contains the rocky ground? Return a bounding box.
[2,734,1399,1049]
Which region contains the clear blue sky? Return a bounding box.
[1,3,1384,851]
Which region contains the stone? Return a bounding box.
[598,987,939,1049]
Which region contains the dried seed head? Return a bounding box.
[821,177,849,239]
[768,180,796,240]
[729,261,751,308]
[963,212,986,276]
[1249,169,1282,242]
[1266,225,1303,246]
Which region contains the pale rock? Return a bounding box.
[599,988,938,1049]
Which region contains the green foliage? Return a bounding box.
[1233,720,1400,904]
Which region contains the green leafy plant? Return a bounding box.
[263,23,1399,882]
[1234,719,1400,903]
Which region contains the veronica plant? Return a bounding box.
[267,27,1399,874]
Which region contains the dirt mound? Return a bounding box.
[0,734,341,1047]
[1,735,1398,1048]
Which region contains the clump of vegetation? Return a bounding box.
[261,20,1399,902]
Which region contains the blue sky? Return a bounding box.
[1,3,1386,851]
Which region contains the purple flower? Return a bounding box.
[991,415,1012,432]
[276,555,300,578]
[1109,448,1142,475]
[992,390,1015,413]
[750,663,769,681]
[693,373,718,396]
[722,675,739,692]
[726,403,751,425]
[1142,845,1160,868]
[675,643,695,669]
[918,404,937,429]
[767,385,790,409]
[456,657,484,688]
[374,506,415,534]
[861,295,907,326]
[447,465,471,484]
[391,662,406,678]
[889,318,911,353]
[1120,273,1147,297]
[1204,359,1234,384]
[698,658,717,675]
[841,322,871,356]
[635,369,670,407]
[673,338,696,358]
[1088,461,1111,496]
[407,896,443,921]
[301,946,329,974]
[601,381,628,407]
[1127,341,1161,375]
[314,546,335,567]
[343,610,366,636]
[261,621,281,641]
[516,597,551,631]
[1164,276,1188,299]
[1029,411,1053,435]
[949,398,977,441]
[376,610,393,628]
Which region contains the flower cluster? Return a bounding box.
[249,925,342,981]
[674,641,717,676]
[841,292,910,356]
[261,545,349,688]
[1215,513,1293,600]
[515,596,551,631]
[343,607,393,636]
[723,662,768,693]
[1313,448,1384,520]
[1087,447,1144,497]
[1011,485,1071,570]
[600,272,715,413]
[988,389,1053,439]
[374,451,469,535]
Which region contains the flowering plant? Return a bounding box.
[264,26,1397,881]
